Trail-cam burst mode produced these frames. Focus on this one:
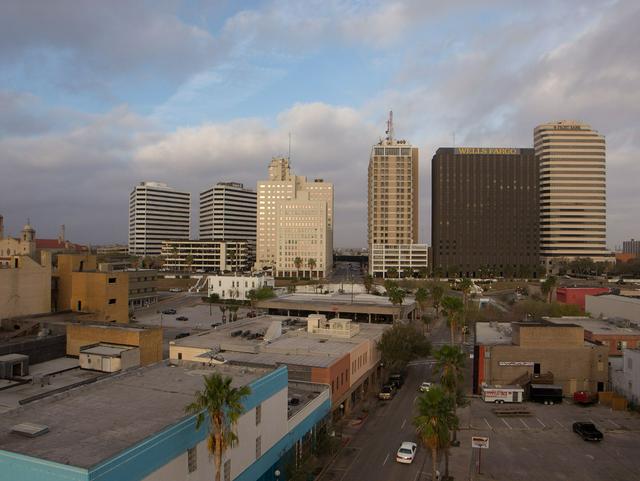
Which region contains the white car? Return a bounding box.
[169,288,183,292]
[419,382,432,392]
[396,442,417,464]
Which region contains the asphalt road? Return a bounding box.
[324,320,452,481]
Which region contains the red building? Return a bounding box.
[556,287,609,311]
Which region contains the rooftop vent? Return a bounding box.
[11,422,49,438]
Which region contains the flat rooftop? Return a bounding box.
[589,294,640,306]
[0,362,270,468]
[262,292,415,307]
[546,316,640,335]
[475,322,513,345]
[80,343,138,356]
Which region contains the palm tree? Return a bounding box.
[421,313,433,334]
[307,258,317,279]
[386,285,406,322]
[415,287,429,319]
[293,257,303,279]
[185,254,194,272]
[442,296,464,345]
[414,386,457,481]
[185,373,251,481]
[435,345,466,448]
[430,284,445,317]
[387,267,398,279]
[219,304,228,323]
[363,274,373,294]
[541,275,557,303]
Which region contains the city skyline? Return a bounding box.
[1,1,639,249]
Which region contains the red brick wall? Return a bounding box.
[556,287,609,310]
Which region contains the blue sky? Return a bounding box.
[0,0,638,248]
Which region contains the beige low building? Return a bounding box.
[0,254,52,320]
[55,254,129,323]
[474,320,608,395]
[66,322,162,366]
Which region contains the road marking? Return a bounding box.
[554,419,564,429]
[520,418,529,429]
[589,418,597,425]
[413,470,424,481]
[401,418,407,430]
[536,417,546,428]
[607,419,621,429]
[413,396,418,404]
[484,418,492,430]
[382,453,390,466]
[501,418,513,429]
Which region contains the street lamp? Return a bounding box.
[274,469,281,480]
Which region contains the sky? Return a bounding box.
[0,0,638,249]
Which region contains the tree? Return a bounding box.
[403,267,413,279]
[415,287,429,319]
[418,267,429,279]
[307,258,317,278]
[386,267,398,279]
[434,345,466,448]
[430,284,445,317]
[219,304,228,323]
[203,293,220,316]
[185,373,251,481]
[247,287,275,310]
[227,300,240,322]
[294,257,303,279]
[442,296,464,345]
[287,283,297,293]
[363,274,373,294]
[414,386,457,481]
[386,283,406,321]
[377,323,431,372]
[421,313,434,334]
[185,254,194,272]
[541,276,557,303]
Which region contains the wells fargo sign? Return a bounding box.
[455,147,519,155]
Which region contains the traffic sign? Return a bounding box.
[471,436,489,449]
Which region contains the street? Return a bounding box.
[321,318,453,481]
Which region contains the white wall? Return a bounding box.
[613,349,640,404]
[142,387,288,481]
[207,275,274,300]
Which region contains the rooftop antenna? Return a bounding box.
[385,110,394,142]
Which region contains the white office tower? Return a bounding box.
[534,121,612,272]
[256,157,333,278]
[128,182,190,256]
[200,182,256,243]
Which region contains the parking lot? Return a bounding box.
[460,397,640,480]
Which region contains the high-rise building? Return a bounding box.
[128,182,190,256]
[368,112,426,278]
[199,182,256,262]
[622,239,640,256]
[256,157,333,278]
[534,121,612,271]
[431,147,540,278]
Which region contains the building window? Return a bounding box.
[617,341,628,351]
[108,298,117,304]
[178,352,182,360]
[256,404,261,425]
[256,435,262,459]
[187,447,197,473]
[108,277,116,284]
[224,460,231,481]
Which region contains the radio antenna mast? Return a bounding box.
[385,110,394,142]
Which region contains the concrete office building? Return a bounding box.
[0,362,330,481]
[161,240,248,272]
[199,182,256,252]
[256,157,333,278]
[369,243,429,278]
[535,121,612,272]
[367,113,426,277]
[432,147,540,278]
[622,239,640,256]
[128,182,191,256]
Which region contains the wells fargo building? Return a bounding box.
[431,147,540,278]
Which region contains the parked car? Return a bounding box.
[573,391,598,405]
[174,332,190,339]
[573,422,603,442]
[176,316,189,321]
[169,288,183,292]
[378,385,395,400]
[389,373,404,389]
[162,309,177,315]
[396,442,417,464]
[419,382,432,393]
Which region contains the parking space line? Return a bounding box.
[501,418,513,429]
[554,419,565,429]
[607,419,621,429]
[536,417,546,428]
[382,453,389,466]
[401,418,406,430]
[520,418,529,429]
[484,418,492,430]
[589,418,597,425]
